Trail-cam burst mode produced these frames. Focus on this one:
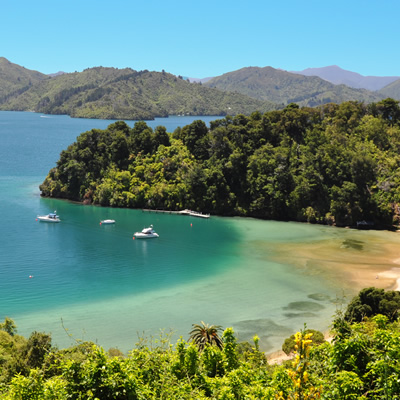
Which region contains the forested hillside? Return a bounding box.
[0,57,47,102]
[40,98,400,228]
[204,66,385,107]
[1,287,400,399]
[3,58,398,121]
[0,64,277,120]
[378,78,400,100]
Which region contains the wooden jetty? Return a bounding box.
[143,209,210,218]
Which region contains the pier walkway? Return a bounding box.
[142,209,210,218]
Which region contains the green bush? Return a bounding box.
[345,287,400,322]
[282,328,325,355]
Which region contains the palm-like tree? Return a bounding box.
[189,321,223,351]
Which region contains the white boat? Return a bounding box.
[133,225,159,239]
[36,211,60,223]
[100,219,116,225]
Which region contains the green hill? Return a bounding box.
[377,78,400,100]
[0,57,47,102]
[204,66,385,106]
[0,62,277,119]
[2,59,394,119]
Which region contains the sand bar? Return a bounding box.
[265,230,400,295]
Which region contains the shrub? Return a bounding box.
[282,329,325,355]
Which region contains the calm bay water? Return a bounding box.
[1,111,399,353]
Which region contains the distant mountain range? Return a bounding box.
[193,65,400,93]
[204,66,387,107]
[292,65,400,91]
[47,71,66,77]
[0,58,276,120]
[0,57,399,120]
[186,76,213,84]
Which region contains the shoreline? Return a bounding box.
[267,261,400,365]
[378,264,400,291]
[263,235,400,361]
[265,231,400,294]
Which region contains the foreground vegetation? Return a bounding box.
[40,98,400,227]
[1,287,400,399]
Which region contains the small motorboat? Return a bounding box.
[100,219,116,225]
[133,225,159,239]
[37,211,60,223]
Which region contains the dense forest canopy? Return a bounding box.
[40,98,400,228]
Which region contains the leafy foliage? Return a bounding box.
[344,286,400,322]
[0,317,17,336]
[282,329,325,356]
[0,319,53,388]
[1,301,400,399]
[277,328,322,399]
[189,321,223,351]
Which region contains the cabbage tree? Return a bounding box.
[189,321,223,351]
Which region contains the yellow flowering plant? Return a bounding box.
[276,327,321,400]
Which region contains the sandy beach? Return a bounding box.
[264,231,400,364]
[265,231,400,295]
[267,349,293,365]
[377,264,400,291]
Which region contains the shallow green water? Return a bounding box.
[1,111,399,353]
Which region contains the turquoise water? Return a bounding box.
[1,111,399,353]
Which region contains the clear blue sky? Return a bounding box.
[2,0,399,78]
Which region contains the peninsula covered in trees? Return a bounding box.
[40,98,400,228]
